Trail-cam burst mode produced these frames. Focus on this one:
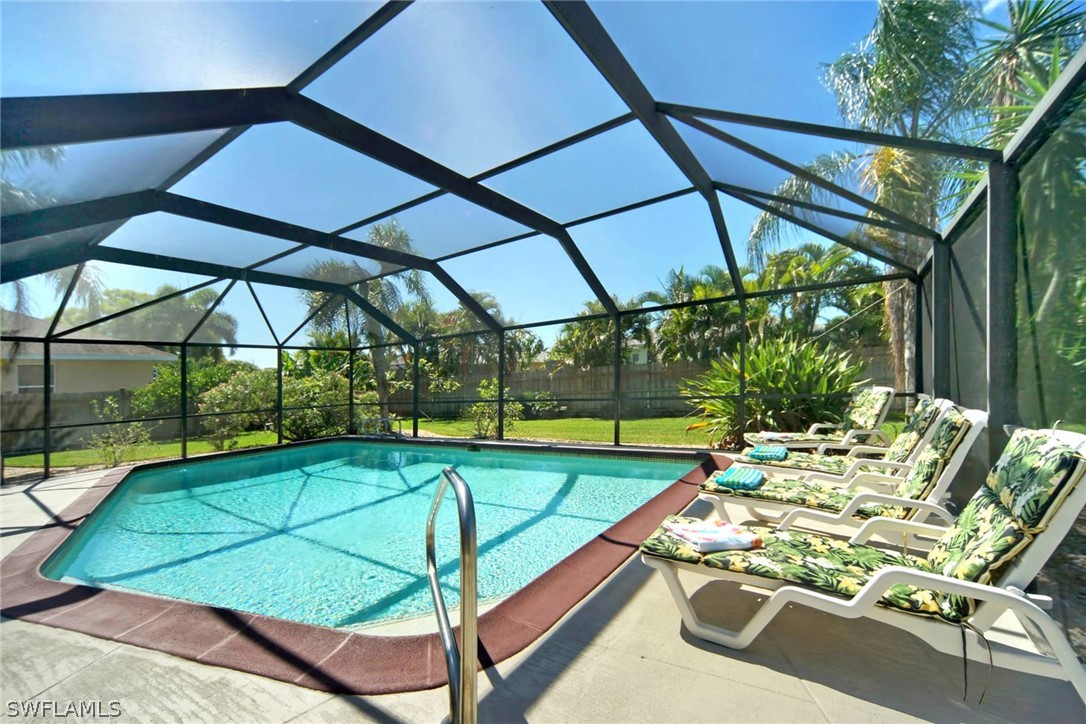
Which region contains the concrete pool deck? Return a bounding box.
[2,467,1084,722]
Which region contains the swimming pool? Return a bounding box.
[43,441,695,629]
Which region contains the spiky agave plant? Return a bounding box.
[680,334,868,448]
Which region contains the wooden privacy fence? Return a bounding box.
[391,346,894,420]
[1,347,894,451]
[1,390,179,453]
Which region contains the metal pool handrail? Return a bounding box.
[426,466,478,724]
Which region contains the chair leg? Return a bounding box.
[641,556,790,650]
[1004,603,1086,703]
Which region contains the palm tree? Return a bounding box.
[746,0,978,391]
[966,0,1085,111]
[300,221,428,422]
[749,244,884,347]
[549,297,653,371]
[639,264,744,362]
[57,284,238,360]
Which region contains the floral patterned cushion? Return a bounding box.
[731,450,852,474]
[846,388,894,430]
[700,477,909,520]
[881,396,940,463]
[890,447,946,508]
[744,430,847,446]
[640,517,946,619]
[925,487,1031,620]
[925,406,970,457]
[985,429,1086,533]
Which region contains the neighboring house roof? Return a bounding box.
[1,310,176,363]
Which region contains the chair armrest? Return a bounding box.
[844,473,900,491]
[801,470,898,486]
[807,423,841,435]
[839,493,955,525]
[850,517,950,545]
[860,568,1044,606]
[841,429,890,447]
[841,458,912,478]
[844,444,891,458]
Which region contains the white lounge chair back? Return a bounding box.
[927,428,1086,626]
[883,397,954,465]
[843,386,896,431]
[892,406,987,520]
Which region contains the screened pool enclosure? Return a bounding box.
[2,1,1084,481]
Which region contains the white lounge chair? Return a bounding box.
[733,396,951,482]
[640,428,1086,705]
[700,407,987,536]
[743,385,897,450]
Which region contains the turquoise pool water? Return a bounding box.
[43,442,693,629]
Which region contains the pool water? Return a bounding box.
[43,442,693,628]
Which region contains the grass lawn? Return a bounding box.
[6,417,911,469]
[5,431,279,469]
[419,416,908,448]
[418,416,713,447]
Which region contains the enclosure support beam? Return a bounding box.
[1,191,158,244]
[738,302,747,436]
[987,161,1019,465]
[1004,43,1086,165]
[657,103,1001,162]
[914,280,925,396]
[544,0,747,300]
[412,344,420,438]
[497,331,506,441]
[932,242,952,398]
[0,87,289,148]
[276,349,285,445]
[670,112,941,241]
[429,265,504,333]
[180,344,189,458]
[712,181,918,238]
[285,95,619,316]
[348,350,357,436]
[43,341,52,480]
[721,188,914,272]
[613,316,622,447]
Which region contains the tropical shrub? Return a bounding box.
[197,368,276,450]
[133,358,257,418]
[465,378,523,439]
[282,369,351,441]
[88,397,153,466]
[680,334,867,448]
[520,391,565,420]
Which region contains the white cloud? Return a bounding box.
[982,0,1005,16]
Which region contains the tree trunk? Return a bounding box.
[365,317,391,427]
[883,280,914,392]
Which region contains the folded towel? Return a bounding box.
[662,519,764,553]
[756,432,799,441]
[713,466,766,490]
[748,445,788,462]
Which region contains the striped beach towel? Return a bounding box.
[714,466,766,490]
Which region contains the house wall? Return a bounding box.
[0,359,161,395]
[53,360,160,394]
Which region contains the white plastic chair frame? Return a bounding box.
[642,429,1086,705]
[739,398,954,484]
[744,385,898,450]
[703,408,989,536]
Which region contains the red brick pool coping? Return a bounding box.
[0,451,729,694]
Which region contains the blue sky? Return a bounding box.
[2,1,1012,367]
